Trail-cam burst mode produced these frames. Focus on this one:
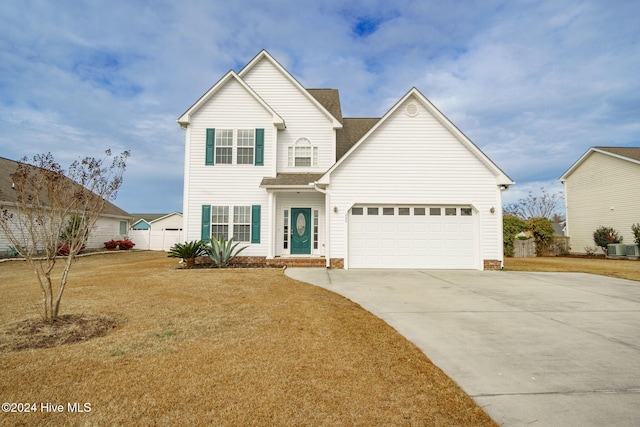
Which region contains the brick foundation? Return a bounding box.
[330,258,344,269]
[483,259,502,270]
[193,256,327,268]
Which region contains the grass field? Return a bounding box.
[0,251,496,426]
[504,256,640,282]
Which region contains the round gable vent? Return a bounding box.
[405,102,419,117]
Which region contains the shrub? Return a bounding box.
[206,236,248,268]
[503,215,527,257]
[168,240,208,268]
[593,226,622,254]
[584,246,597,256]
[632,223,640,246]
[118,239,135,250]
[103,239,135,250]
[57,243,85,256]
[526,217,555,256]
[104,240,120,250]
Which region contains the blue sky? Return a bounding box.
[1,0,639,213]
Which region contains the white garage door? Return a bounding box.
[348,206,478,269]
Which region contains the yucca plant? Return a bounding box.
[168,240,208,268]
[206,236,248,268]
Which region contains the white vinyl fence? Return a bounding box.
[129,229,183,251]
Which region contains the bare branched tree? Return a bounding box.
[504,187,564,220]
[0,150,129,322]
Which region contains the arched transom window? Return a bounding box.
[288,138,318,167]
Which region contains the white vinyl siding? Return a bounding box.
[327,96,503,269]
[183,78,271,256]
[241,59,337,172]
[564,152,640,254]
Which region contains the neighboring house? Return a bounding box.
[560,146,640,254]
[131,212,183,231]
[0,156,131,252]
[178,50,514,269]
[129,212,183,251]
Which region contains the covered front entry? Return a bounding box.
[348,205,478,269]
[290,208,312,254]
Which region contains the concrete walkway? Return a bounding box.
[285,268,640,426]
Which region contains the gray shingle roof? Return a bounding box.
[0,156,130,218]
[336,118,380,160]
[595,146,640,162]
[260,173,325,187]
[307,89,343,124]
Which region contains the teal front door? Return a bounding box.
[290,208,311,254]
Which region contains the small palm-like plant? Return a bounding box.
[206,236,248,268]
[168,240,208,268]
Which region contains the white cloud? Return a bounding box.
[0,0,638,213]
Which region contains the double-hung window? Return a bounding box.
[206,128,263,166]
[211,206,229,240]
[215,129,233,164]
[236,130,255,165]
[233,206,251,242]
[288,138,318,167]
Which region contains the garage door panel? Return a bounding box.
[349,205,478,269]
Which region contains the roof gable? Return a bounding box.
[559,146,640,181]
[319,88,513,186]
[177,70,285,129]
[238,50,342,129]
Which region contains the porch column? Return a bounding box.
[324,189,331,268]
[267,191,275,259]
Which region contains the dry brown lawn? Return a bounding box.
[0,251,496,426]
[504,256,640,282]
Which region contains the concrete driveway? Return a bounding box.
[285,268,640,426]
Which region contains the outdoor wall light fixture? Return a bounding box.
[490,207,495,214]
[333,206,338,213]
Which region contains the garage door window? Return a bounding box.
[383,207,394,215]
[430,208,441,216]
[445,208,457,216]
[352,207,363,215]
[367,207,379,215]
[461,208,472,216]
[414,207,426,215]
[399,207,410,215]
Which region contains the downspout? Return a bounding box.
[313,183,331,268]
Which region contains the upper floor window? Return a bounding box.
[216,129,233,164]
[288,138,318,167]
[206,128,264,166]
[236,130,255,165]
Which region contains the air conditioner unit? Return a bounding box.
[624,244,640,258]
[607,244,627,257]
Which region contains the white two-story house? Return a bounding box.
[178,50,513,269]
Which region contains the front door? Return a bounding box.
[290,208,311,255]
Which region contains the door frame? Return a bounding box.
[290,207,312,255]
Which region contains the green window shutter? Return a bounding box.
[254,128,264,166]
[205,128,215,165]
[251,205,261,243]
[201,205,211,241]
